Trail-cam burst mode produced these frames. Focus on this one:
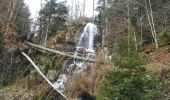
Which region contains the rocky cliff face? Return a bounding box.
[46,25,85,51]
[65,27,77,43]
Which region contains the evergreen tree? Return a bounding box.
[39,0,68,34]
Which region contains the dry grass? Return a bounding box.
[144,45,170,72]
[65,63,104,98]
[2,23,21,52]
[146,63,168,72]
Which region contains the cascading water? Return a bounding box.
[53,23,98,92]
[76,23,98,54]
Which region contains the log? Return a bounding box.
[26,42,96,62]
[21,52,69,100]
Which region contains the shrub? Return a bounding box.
[158,30,170,46]
[97,71,161,100]
[113,55,148,69]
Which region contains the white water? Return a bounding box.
[53,74,67,92]
[76,23,98,54]
[53,23,98,92]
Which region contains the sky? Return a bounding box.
[24,0,98,19]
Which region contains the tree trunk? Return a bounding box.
[148,0,159,49]
[93,0,95,22]
[105,0,108,36]
[133,31,138,51]
[21,52,68,100]
[127,2,131,55]
[44,24,49,46]
[140,16,143,47]
[144,0,159,49]
[26,42,97,62]
[44,17,50,46]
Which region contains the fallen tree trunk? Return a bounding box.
[26,42,96,62]
[21,52,69,100]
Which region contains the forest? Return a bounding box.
[0,0,170,100]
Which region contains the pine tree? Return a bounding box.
[38,0,68,45]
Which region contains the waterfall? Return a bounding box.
[76,23,98,54]
[53,23,98,92]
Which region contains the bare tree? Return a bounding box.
[144,0,159,49]
[148,0,158,49]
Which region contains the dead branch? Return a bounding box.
[26,42,96,62]
[21,52,69,100]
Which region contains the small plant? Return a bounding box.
[158,30,170,46]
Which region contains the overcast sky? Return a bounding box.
[24,0,98,18]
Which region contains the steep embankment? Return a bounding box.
[0,24,99,99]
